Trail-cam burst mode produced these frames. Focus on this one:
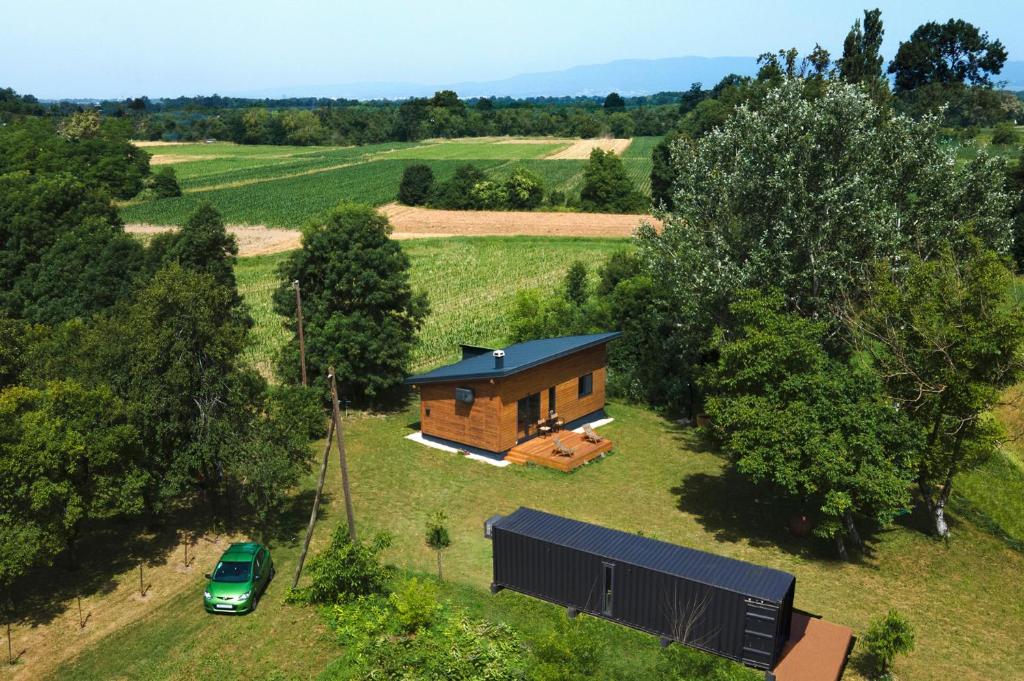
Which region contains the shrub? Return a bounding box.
[150,166,182,198]
[861,609,915,679]
[398,163,434,205]
[992,122,1018,146]
[579,148,648,213]
[289,526,392,604]
[388,577,440,633]
[470,179,508,209]
[324,596,527,681]
[503,167,544,209]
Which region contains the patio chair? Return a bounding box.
[537,419,552,436]
[582,424,604,443]
[552,435,575,457]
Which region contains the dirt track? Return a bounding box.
[545,138,632,159]
[126,207,658,256]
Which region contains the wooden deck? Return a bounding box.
[505,430,613,472]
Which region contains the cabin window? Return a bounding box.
[602,562,614,616]
[425,407,431,418]
[548,386,557,414]
[578,373,593,398]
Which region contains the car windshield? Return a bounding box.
[212,560,251,583]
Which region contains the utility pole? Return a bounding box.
[293,280,308,387]
[329,368,357,542]
[291,415,336,589]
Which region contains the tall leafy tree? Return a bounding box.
[273,203,428,406]
[888,19,1007,93]
[838,9,886,87]
[603,92,626,111]
[580,149,647,213]
[703,290,919,559]
[654,78,1014,326]
[0,380,147,568]
[849,239,1024,537]
[147,203,240,299]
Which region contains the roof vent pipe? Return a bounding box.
[493,349,505,369]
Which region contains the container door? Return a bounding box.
[740,599,778,670]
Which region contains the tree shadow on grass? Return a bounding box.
[7,485,332,629]
[671,469,884,563]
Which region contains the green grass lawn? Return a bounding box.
[56,399,1024,681]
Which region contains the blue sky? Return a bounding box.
[2,0,1023,99]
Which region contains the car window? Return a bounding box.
[213,560,251,583]
[254,553,262,574]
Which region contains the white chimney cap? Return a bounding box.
[492,350,505,358]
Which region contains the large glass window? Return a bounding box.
[578,373,593,398]
[548,386,557,414]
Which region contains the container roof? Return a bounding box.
[405,332,621,385]
[494,508,795,602]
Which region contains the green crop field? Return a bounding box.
[126,138,654,227]
[235,237,627,377]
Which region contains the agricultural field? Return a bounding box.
[235,237,628,377]
[123,137,662,228]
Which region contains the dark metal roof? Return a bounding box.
[405,332,622,385]
[494,508,795,603]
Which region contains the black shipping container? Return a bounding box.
[489,508,796,671]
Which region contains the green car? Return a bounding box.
[203,542,274,614]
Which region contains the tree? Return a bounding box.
[430,164,488,209]
[838,9,885,88]
[502,167,544,209]
[656,79,1014,326]
[991,122,1017,146]
[148,203,240,299]
[22,218,146,324]
[564,261,588,307]
[273,203,428,406]
[579,149,647,213]
[226,386,320,542]
[608,112,635,139]
[0,171,122,319]
[150,166,181,198]
[289,526,392,604]
[603,92,626,111]
[861,610,915,680]
[87,264,257,513]
[849,239,1024,537]
[889,19,1008,93]
[0,381,147,565]
[702,290,919,559]
[424,511,451,580]
[678,83,706,115]
[398,164,435,205]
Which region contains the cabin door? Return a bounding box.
[516,393,541,440]
[740,599,778,670]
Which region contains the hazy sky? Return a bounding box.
[3,0,1023,99]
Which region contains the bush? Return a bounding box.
[992,122,1018,146]
[288,527,392,604]
[579,148,648,213]
[861,609,915,679]
[388,577,440,633]
[503,167,544,209]
[150,166,181,198]
[398,163,434,205]
[324,595,527,681]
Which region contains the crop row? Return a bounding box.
[233,238,628,377]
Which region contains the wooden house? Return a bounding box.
[405,333,620,467]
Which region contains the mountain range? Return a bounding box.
[233,56,1024,101]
